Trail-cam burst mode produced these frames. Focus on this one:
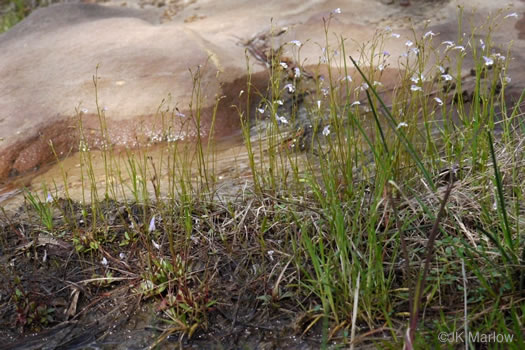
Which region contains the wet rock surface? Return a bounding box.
[1,0,524,183]
[0,0,457,183]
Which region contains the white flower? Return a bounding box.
[267,250,275,261]
[280,62,288,69]
[294,67,301,78]
[396,122,408,129]
[480,39,486,50]
[175,110,186,118]
[405,40,413,47]
[284,83,295,93]
[119,252,126,260]
[453,45,465,52]
[378,64,385,71]
[410,85,422,92]
[434,97,443,106]
[504,76,511,83]
[391,33,401,39]
[102,106,108,112]
[442,41,454,48]
[276,100,283,105]
[46,193,53,203]
[81,108,88,114]
[101,257,108,266]
[385,26,392,33]
[321,88,329,96]
[504,12,518,19]
[341,75,352,82]
[322,125,331,136]
[350,101,361,107]
[276,114,288,124]
[383,50,390,56]
[289,40,302,47]
[333,8,341,14]
[152,240,161,250]
[317,100,321,109]
[423,31,437,39]
[441,74,453,81]
[148,216,156,232]
[410,47,420,55]
[437,65,445,74]
[494,53,506,61]
[360,82,369,91]
[411,75,420,83]
[257,107,265,114]
[483,56,494,66]
[373,81,383,87]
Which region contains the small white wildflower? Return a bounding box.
[152,240,161,250]
[494,53,506,61]
[405,40,414,47]
[360,82,369,91]
[119,252,126,260]
[504,12,518,19]
[341,75,352,82]
[410,85,422,92]
[284,83,295,93]
[322,125,331,136]
[442,40,454,48]
[378,64,385,71]
[276,115,288,124]
[480,39,486,50]
[148,216,156,232]
[317,100,321,109]
[46,193,53,203]
[280,62,288,69]
[101,257,108,266]
[294,67,301,78]
[373,81,383,87]
[383,50,390,56]
[257,107,265,114]
[391,33,401,39]
[81,108,88,114]
[239,90,244,97]
[274,100,283,106]
[441,74,453,81]
[423,30,437,39]
[434,97,443,106]
[289,40,302,47]
[385,26,392,33]
[333,8,341,14]
[175,110,186,118]
[483,56,494,66]
[102,106,108,112]
[321,88,329,96]
[504,76,511,83]
[410,47,420,55]
[453,45,465,52]
[350,101,361,107]
[410,75,420,83]
[397,122,408,129]
[437,65,445,74]
[267,250,275,261]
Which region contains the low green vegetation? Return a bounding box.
[1,9,524,349]
[0,0,57,33]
